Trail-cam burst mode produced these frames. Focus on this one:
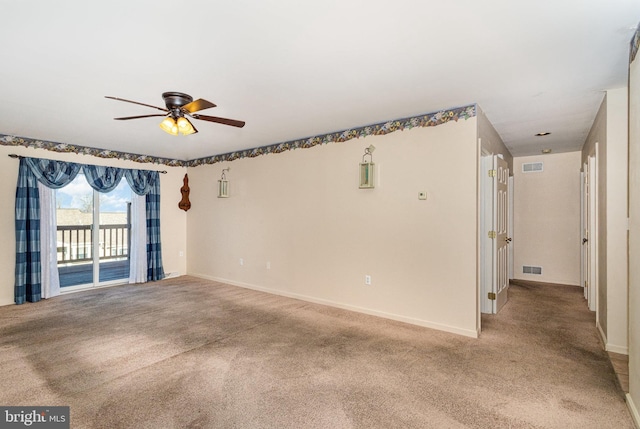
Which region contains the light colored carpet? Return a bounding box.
[0,276,633,428]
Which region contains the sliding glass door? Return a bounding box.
[56,172,132,288]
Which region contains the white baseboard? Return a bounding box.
[607,343,629,355]
[190,273,479,339]
[627,393,640,429]
[597,321,629,354]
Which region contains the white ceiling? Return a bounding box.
[1,1,639,161]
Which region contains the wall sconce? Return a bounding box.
[218,168,230,198]
[359,145,376,189]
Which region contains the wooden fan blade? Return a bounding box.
[192,114,245,128]
[182,98,216,113]
[114,114,167,120]
[105,96,168,112]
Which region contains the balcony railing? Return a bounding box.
[57,223,131,264]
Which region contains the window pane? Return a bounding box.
[98,180,131,283]
[56,173,94,287]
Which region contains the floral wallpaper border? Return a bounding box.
[0,104,476,168]
[632,23,640,64]
[0,134,186,167]
[187,105,476,167]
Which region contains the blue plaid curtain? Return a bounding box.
[144,173,164,281]
[15,159,82,303]
[15,157,165,304]
[15,160,42,304]
[124,168,164,281]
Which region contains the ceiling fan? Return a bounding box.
[105,92,245,136]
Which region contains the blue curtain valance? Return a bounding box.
[25,158,82,189]
[22,158,158,196]
[83,165,125,193]
[124,168,158,196]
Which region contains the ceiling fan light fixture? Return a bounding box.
[108,92,244,134]
[177,116,196,135]
[159,117,178,136]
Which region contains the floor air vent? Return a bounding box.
[522,162,543,173]
[523,266,542,275]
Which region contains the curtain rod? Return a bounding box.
[7,154,168,174]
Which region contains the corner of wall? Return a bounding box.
[476,104,513,171]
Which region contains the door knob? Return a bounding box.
[582,238,588,244]
[505,237,512,243]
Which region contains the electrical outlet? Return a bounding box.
[365,275,371,285]
[239,258,244,266]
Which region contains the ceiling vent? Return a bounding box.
[522,162,543,173]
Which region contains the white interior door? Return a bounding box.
[481,155,509,314]
[481,155,494,314]
[494,156,509,313]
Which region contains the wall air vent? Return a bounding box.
[523,266,542,275]
[522,162,543,173]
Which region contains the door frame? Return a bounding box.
[581,150,598,313]
[581,165,587,299]
[57,174,133,292]
[588,151,598,313]
[508,175,514,280]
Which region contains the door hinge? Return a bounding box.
[488,169,497,177]
[488,231,496,239]
[488,292,496,300]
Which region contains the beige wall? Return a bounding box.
[581,88,629,354]
[477,106,513,171]
[605,88,628,354]
[186,119,480,337]
[513,152,582,286]
[0,145,188,306]
[628,45,640,422]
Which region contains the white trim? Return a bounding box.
[606,344,629,355]
[596,323,629,354]
[626,393,640,429]
[191,273,479,339]
[60,279,129,295]
[597,322,607,347]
